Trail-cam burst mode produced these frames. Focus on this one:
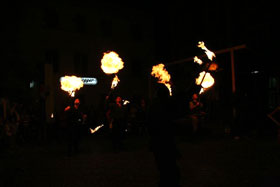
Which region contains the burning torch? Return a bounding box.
[60,75,84,97]
[151,63,172,96]
[100,51,124,99]
[194,41,217,94]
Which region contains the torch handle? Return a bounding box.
[199,61,213,86]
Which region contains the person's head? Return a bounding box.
[192,93,198,100]
[74,98,80,109]
[140,98,146,108]
[115,96,122,105]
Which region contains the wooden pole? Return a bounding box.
[230,49,236,94]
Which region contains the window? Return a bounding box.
[100,19,112,37]
[42,8,59,29]
[73,14,86,33]
[131,22,143,41]
[45,50,59,72]
[74,53,88,74]
[268,76,280,109]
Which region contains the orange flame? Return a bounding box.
[195,71,215,94]
[60,76,84,97]
[101,51,124,74]
[151,63,172,96]
[208,63,218,71]
[197,41,216,61]
[111,75,120,89]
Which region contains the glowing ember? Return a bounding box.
[194,56,203,65]
[123,100,130,105]
[197,41,216,61]
[90,124,104,134]
[101,51,124,74]
[196,71,215,94]
[151,63,172,96]
[60,76,84,97]
[111,75,120,89]
[208,63,218,71]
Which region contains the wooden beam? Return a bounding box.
[165,44,246,66]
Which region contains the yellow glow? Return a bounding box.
[194,56,203,65]
[151,63,172,96]
[196,71,215,94]
[111,75,120,89]
[90,124,104,134]
[60,76,84,97]
[198,41,216,61]
[101,51,124,74]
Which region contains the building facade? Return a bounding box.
[1,2,156,122]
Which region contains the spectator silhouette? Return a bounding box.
[64,98,86,157]
[189,93,205,136]
[147,84,181,187]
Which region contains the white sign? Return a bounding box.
[81,77,98,85]
[60,77,97,85]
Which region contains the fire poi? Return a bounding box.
[60,75,84,97]
[196,71,215,94]
[194,41,217,94]
[111,75,120,89]
[101,51,124,90]
[197,41,216,61]
[90,124,104,134]
[151,63,172,96]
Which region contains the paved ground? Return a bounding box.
[1,127,280,187]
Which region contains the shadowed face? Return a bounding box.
[192,94,198,100]
[116,96,122,105]
[74,98,80,109]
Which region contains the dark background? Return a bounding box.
[0,0,278,126]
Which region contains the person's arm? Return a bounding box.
[189,101,198,110]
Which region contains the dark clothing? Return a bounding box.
[148,92,181,187]
[109,103,126,151]
[65,107,84,156]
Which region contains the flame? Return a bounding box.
[111,75,120,89]
[60,76,84,97]
[196,71,215,94]
[90,124,104,134]
[101,51,124,74]
[208,62,218,71]
[123,100,130,105]
[197,41,216,61]
[194,56,203,65]
[151,63,172,96]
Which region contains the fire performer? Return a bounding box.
[106,96,126,152]
[100,51,124,99]
[147,83,181,187]
[64,98,87,157]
